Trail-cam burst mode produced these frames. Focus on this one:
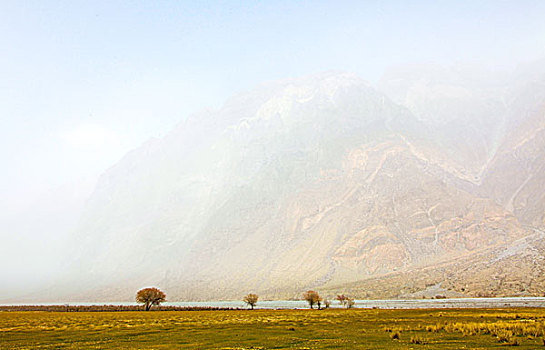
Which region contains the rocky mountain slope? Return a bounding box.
[64,67,545,301]
[324,228,545,299]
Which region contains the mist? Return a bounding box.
[1,1,545,302]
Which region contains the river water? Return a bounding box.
[4,297,545,309]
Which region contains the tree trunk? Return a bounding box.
[146,302,151,311]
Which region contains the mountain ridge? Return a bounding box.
[55,67,545,302]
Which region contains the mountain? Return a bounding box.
[479,69,545,227]
[61,68,545,301]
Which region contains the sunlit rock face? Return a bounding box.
[68,69,545,301]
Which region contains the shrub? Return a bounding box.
[410,335,425,344]
[506,337,519,346]
[497,330,514,343]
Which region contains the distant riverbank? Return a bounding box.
[0,305,235,312]
[2,297,544,311]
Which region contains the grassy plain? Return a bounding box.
[2,308,545,349]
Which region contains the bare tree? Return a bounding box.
[317,296,324,310]
[346,298,355,309]
[136,287,166,311]
[303,290,321,309]
[336,294,347,307]
[243,293,259,309]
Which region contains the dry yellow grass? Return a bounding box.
[1,308,545,349]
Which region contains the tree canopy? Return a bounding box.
[303,290,321,309]
[136,287,166,311]
[243,293,259,309]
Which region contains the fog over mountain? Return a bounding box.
[4,1,545,305]
[13,62,540,302]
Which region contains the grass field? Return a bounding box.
[2,308,545,349]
